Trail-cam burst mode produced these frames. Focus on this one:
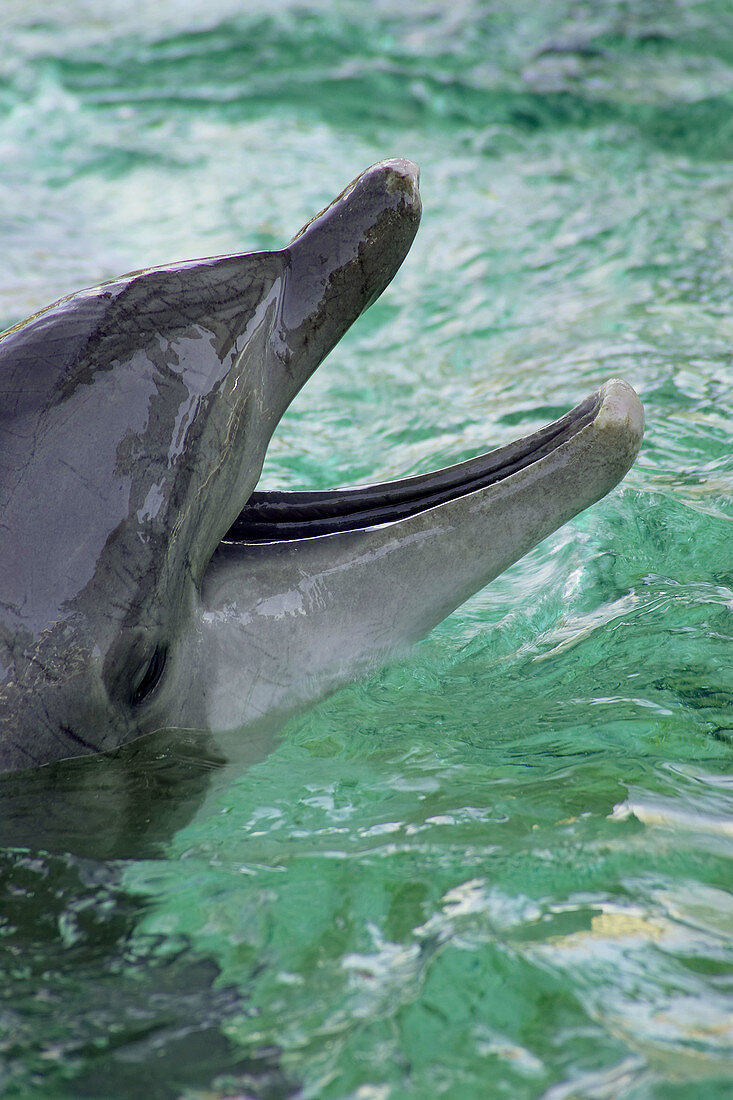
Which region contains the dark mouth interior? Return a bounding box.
[224,391,601,545]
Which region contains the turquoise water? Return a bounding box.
[1,1,732,1097]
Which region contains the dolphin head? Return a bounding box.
[0,159,642,775]
[0,160,421,769]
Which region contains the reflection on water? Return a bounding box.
[1,0,732,1097]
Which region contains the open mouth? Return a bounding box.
[225,390,602,544]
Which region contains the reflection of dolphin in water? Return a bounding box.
[0,159,643,775]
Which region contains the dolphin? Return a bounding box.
[0,158,644,775]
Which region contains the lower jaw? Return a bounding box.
[224,389,604,545]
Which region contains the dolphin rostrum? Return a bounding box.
[0,159,644,774]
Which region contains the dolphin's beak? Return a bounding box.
[226,378,643,546]
[226,159,642,555]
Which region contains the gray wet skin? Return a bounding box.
[0,159,643,774]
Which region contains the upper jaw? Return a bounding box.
[277,158,421,375]
[224,379,644,546]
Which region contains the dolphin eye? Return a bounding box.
[130,644,168,706]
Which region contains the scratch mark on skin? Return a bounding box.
[60,724,99,753]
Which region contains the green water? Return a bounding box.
[1,1,732,1097]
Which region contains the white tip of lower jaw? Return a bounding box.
[595,378,645,457]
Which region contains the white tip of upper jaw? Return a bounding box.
[379,157,421,187]
[362,159,421,210]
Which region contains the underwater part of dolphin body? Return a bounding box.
[0,159,644,774]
